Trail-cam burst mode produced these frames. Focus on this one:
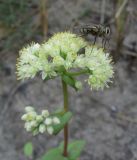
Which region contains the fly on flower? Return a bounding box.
[74,23,110,53]
[79,24,110,48]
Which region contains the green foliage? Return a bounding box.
[41,148,68,160]
[41,140,86,160]
[53,112,72,135]
[0,0,28,27]
[62,75,77,91]
[23,142,33,158]
[0,0,37,51]
[66,140,86,160]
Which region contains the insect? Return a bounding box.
[78,24,110,50]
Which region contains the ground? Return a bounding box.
[0,0,137,160]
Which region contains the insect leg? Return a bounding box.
[103,37,110,51]
[102,37,106,50]
[93,35,97,46]
[102,38,104,48]
[91,35,97,52]
[106,37,110,50]
[79,33,88,37]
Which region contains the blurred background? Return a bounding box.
[0,0,137,159]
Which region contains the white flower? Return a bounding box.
[21,114,27,121]
[25,106,35,112]
[44,118,52,125]
[17,32,87,80]
[25,111,37,121]
[30,120,38,127]
[42,110,49,118]
[73,55,85,68]
[52,117,60,124]
[36,115,43,122]
[24,122,32,132]
[39,124,46,133]
[47,126,54,135]
[32,43,40,51]
[52,56,65,66]
[16,43,42,80]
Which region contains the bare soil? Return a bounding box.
[0,0,137,160]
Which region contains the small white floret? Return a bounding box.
[32,43,40,51]
[30,120,37,127]
[25,106,35,112]
[39,124,46,133]
[21,114,27,121]
[47,126,54,135]
[44,118,52,125]
[52,117,60,124]
[42,110,49,118]
[36,115,43,122]
[24,122,32,132]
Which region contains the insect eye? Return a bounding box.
[106,27,110,35]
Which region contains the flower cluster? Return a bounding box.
[16,32,113,90]
[74,46,114,89]
[21,106,60,135]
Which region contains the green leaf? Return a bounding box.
[53,112,72,135]
[62,75,77,90]
[41,148,68,160]
[60,49,67,60]
[68,140,86,160]
[59,140,86,160]
[23,142,33,158]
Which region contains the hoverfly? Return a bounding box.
[74,24,110,55]
[79,24,110,49]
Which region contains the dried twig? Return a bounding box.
[100,0,106,24]
[114,0,129,61]
[115,0,128,19]
[108,0,128,25]
[39,0,48,38]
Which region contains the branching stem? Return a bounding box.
[67,69,89,76]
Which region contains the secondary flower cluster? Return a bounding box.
[21,106,60,135]
[16,32,113,90]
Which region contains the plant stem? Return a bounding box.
[62,79,69,157]
[67,69,89,76]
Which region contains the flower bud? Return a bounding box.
[41,110,49,118]
[30,120,38,128]
[44,118,52,125]
[47,126,54,135]
[39,124,46,133]
[25,111,37,121]
[24,122,32,132]
[36,115,43,122]
[21,114,27,121]
[25,106,35,112]
[52,117,60,124]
